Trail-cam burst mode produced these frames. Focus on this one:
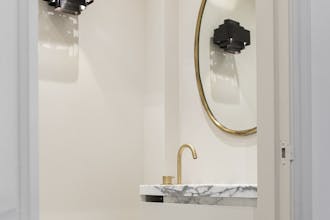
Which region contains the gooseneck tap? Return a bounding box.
[177,144,198,184]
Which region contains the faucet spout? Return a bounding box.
[177,144,198,184]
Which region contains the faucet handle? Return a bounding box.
[162,176,175,185]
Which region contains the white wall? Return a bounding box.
[39,1,145,220]
[143,0,166,184]
[143,0,181,184]
[39,0,257,219]
[177,0,257,185]
[143,0,257,186]
[141,203,255,220]
[311,1,330,219]
[142,1,256,219]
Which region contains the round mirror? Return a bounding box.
[194,0,257,135]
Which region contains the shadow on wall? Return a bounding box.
[199,40,256,147]
[209,39,240,105]
[207,40,256,146]
[77,0,145,98]
[39,2,79,83]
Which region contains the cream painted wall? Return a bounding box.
[176,0,257,185]
[141,203,255,220]
[39,1,145,220]
[143,0,181,184]
[39,0,257,219]
[141,1,256,219]
[143,0,166,184]
[144,0,257,186]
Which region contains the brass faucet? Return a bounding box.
[177,144,198,184]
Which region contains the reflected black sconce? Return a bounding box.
[44,0,94,15]
[213,19,250,54]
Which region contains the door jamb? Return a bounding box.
[257,0,295,219]
[18,0,39,219]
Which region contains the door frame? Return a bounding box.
[19,0,310,219]
[256,0,310,219]
[18,0,39,219]
[256,0,291,218]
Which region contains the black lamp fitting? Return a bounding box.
[213,19,251,54]
[43,0,94,15]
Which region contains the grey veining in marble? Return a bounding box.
[140,184,257,207]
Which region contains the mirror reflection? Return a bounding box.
[196,0,257,134]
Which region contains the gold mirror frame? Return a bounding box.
[194,0,257,136]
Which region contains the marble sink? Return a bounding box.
[140,184,257,207]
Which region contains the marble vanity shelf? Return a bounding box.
[140,184,257,207]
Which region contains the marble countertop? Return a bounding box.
[140,184,257,207]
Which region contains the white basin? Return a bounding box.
[140,184,257,206]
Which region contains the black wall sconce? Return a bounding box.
[44,0,94,15]
[213,19,250,54]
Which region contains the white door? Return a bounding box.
[0,0,21,219]
[0,138,19,220]
[0,0,38,220]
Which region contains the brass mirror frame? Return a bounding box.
[194,0,257,136]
